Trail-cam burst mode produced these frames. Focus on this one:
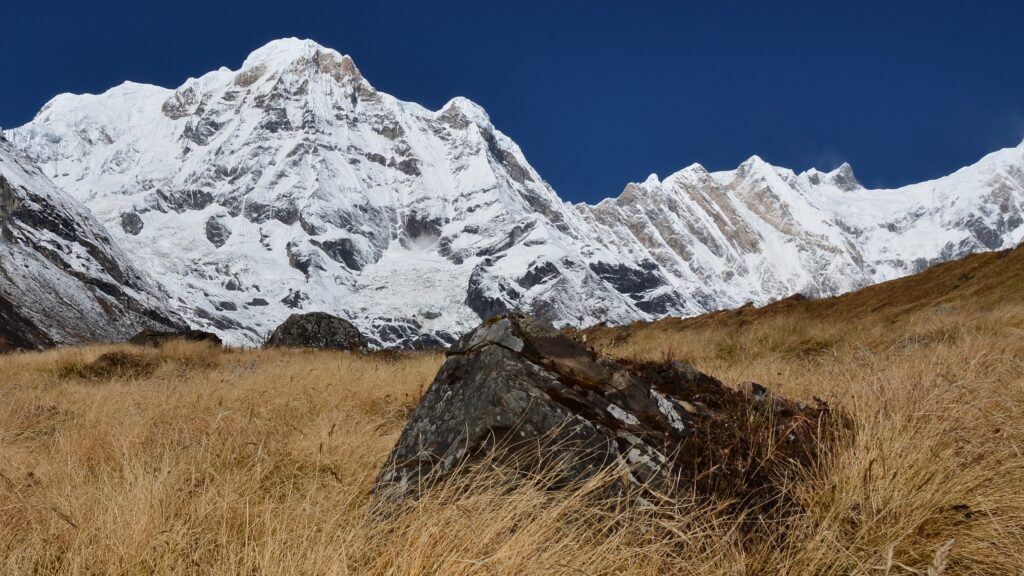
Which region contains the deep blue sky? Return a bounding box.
[4,1,1024,202]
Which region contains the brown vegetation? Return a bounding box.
[2,246,1024,574]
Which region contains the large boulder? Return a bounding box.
[265,312,366,351]
[375,312,834,504]
[129,328,223,347]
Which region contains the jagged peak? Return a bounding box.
[439,97,492,127]
[800,161,860,190]
[651,163,709,191]
[604,173,663,206]
[671,163,709,180]
[740,154,770,167]
[736,154,780,181]
[827,162,861,191]
[827,161,854,176]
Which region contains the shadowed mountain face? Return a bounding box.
[0,137,184,350]
[7,39,1024,346]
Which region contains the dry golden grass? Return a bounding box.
[2,248,1024,574]
[587,305,1024,574]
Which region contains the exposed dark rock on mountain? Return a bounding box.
[129,328,223,347]
[0,294,53,351]
[204,216,231,247]
[375,312,833,503]
[266,311,366,351]
[120,212,144,235]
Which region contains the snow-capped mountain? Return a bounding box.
[7,38,1024,346]
[578,146,1024,312]
[0,136,184,349]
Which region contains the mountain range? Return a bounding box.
[4,38,1023,347]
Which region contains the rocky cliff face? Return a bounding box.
[7,38,1024,346]
[0,137,184,349]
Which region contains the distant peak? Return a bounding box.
[803,161,860,190]
[827,162,860,191]
[666,163,708,183]
[438,97,491,126]
[642,173,661,186]
[736,154,778,180]
[829,161,854,174]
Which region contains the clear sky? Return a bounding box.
[4,1,1024,202]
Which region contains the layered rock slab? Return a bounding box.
[376,312,833,505]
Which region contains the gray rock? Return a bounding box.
[280,290,308,309]
[375,312,833,505]
[265,311,366,351]
[205,216,231,248]
[285,240,325,277]
[311,237,363,270]
[129,328,222,347]
[120,212,144,235]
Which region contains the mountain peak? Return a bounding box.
[9,43,1024,349]
[827,162,860,191]
[240,38,363,82]
[440,97,491,126]
[243,38,334,66]
[736,154,778,181]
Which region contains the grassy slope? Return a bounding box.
[1,246,1023,574]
